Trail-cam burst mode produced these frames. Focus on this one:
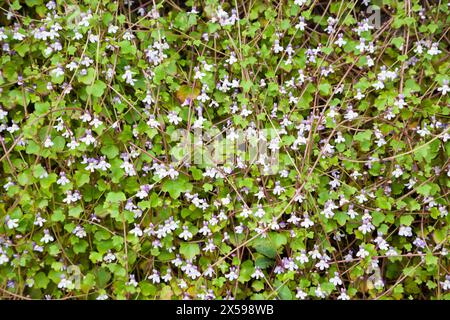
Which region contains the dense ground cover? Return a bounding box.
[0,0,449,300]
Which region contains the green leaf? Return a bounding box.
[319,82,331,96]
[372,211,385,226]
[101,144,119,159]
[78,68,96,85]
[52,136,65,152]
[354,130,372,152]
[238,260,254,283]
[253,238,277,259]
[94,268,111,288]
[86,80,107,97]
[34,272,50,289]
[34,102,50,115]
[105,191,126,203]
[425,252,438,266]
[414,140,439,163]
[51,209,65,222]
[416,184,432,197]
[25,140,41,155]
[190,167,203,180]
[162,176,193,199]
[69,206,83,218]
[335,211,348,226]
[74,171,90,187]
[404,79,421,95]
[433,228,447,244]
[179,242,200,260]
[391,37,404,50]
[271,232,287,249]
[18,170,33,186]
[276,283,293,300]
[399,215,414,226]
[242,80,253,93]
[376,196,391,210]
[73,239,89,254]
[140,282,157,297]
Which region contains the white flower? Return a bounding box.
[123,31,135,41]
[296,251,309,264]
[356,246,369,259]
[167,111,182,125]
[40,229,54,244]
[72,31,83,40]
[254,206,266,218]
[63,190,81,204]
[337,291,350,300]
[272,40,283,53]
[6,216,19,229]
[179,226,193,240]
[66,61,78,71]
[148,270,161,284]
[147,115,160,128]
[108,25,119,34]
[0,108,7,121]
[142,92,154,105]
[130,224,143,237]
[58,277,73,290]
[80,130,96,146]
[162,271,174,285]
[441,278,450,291]
[194,67,205,80]
[67,139,80,150]
[251,267,264,279]
[226,52,238,65]
[120,161,136,176]
[334,34,346,47]
[103,251,116,263]
[437,80,449,95]
[122,66,136,86]
[44,136,54,148]
[56,172,70,186]
[398,225,413,237]
[330,273,343,286]
[203,62,213,71]
[344,107,358,120]
[392,165,404,178]
[0,252,9,265]
[272,181,285,195]
[52,66,64,77]
[88,33,99,43]
[315,259,330,270]
[269,218,280,230]
[95,158,111,171]
[167,166,179,179]
[240,106,252,117]
[90,117,103,128]
[126,275,138,287]
[225,267,239,281]
[294,0,307,5]
[315,286,326,298]
[296,288,307,299]
[80,112,92,122]
[359,220,375,235]
[34,214,46,227]
[203,239,216,253]
[354,89,365,100]
[300,215,314,228]
[73,225,87,238]
[427,42,441,56]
